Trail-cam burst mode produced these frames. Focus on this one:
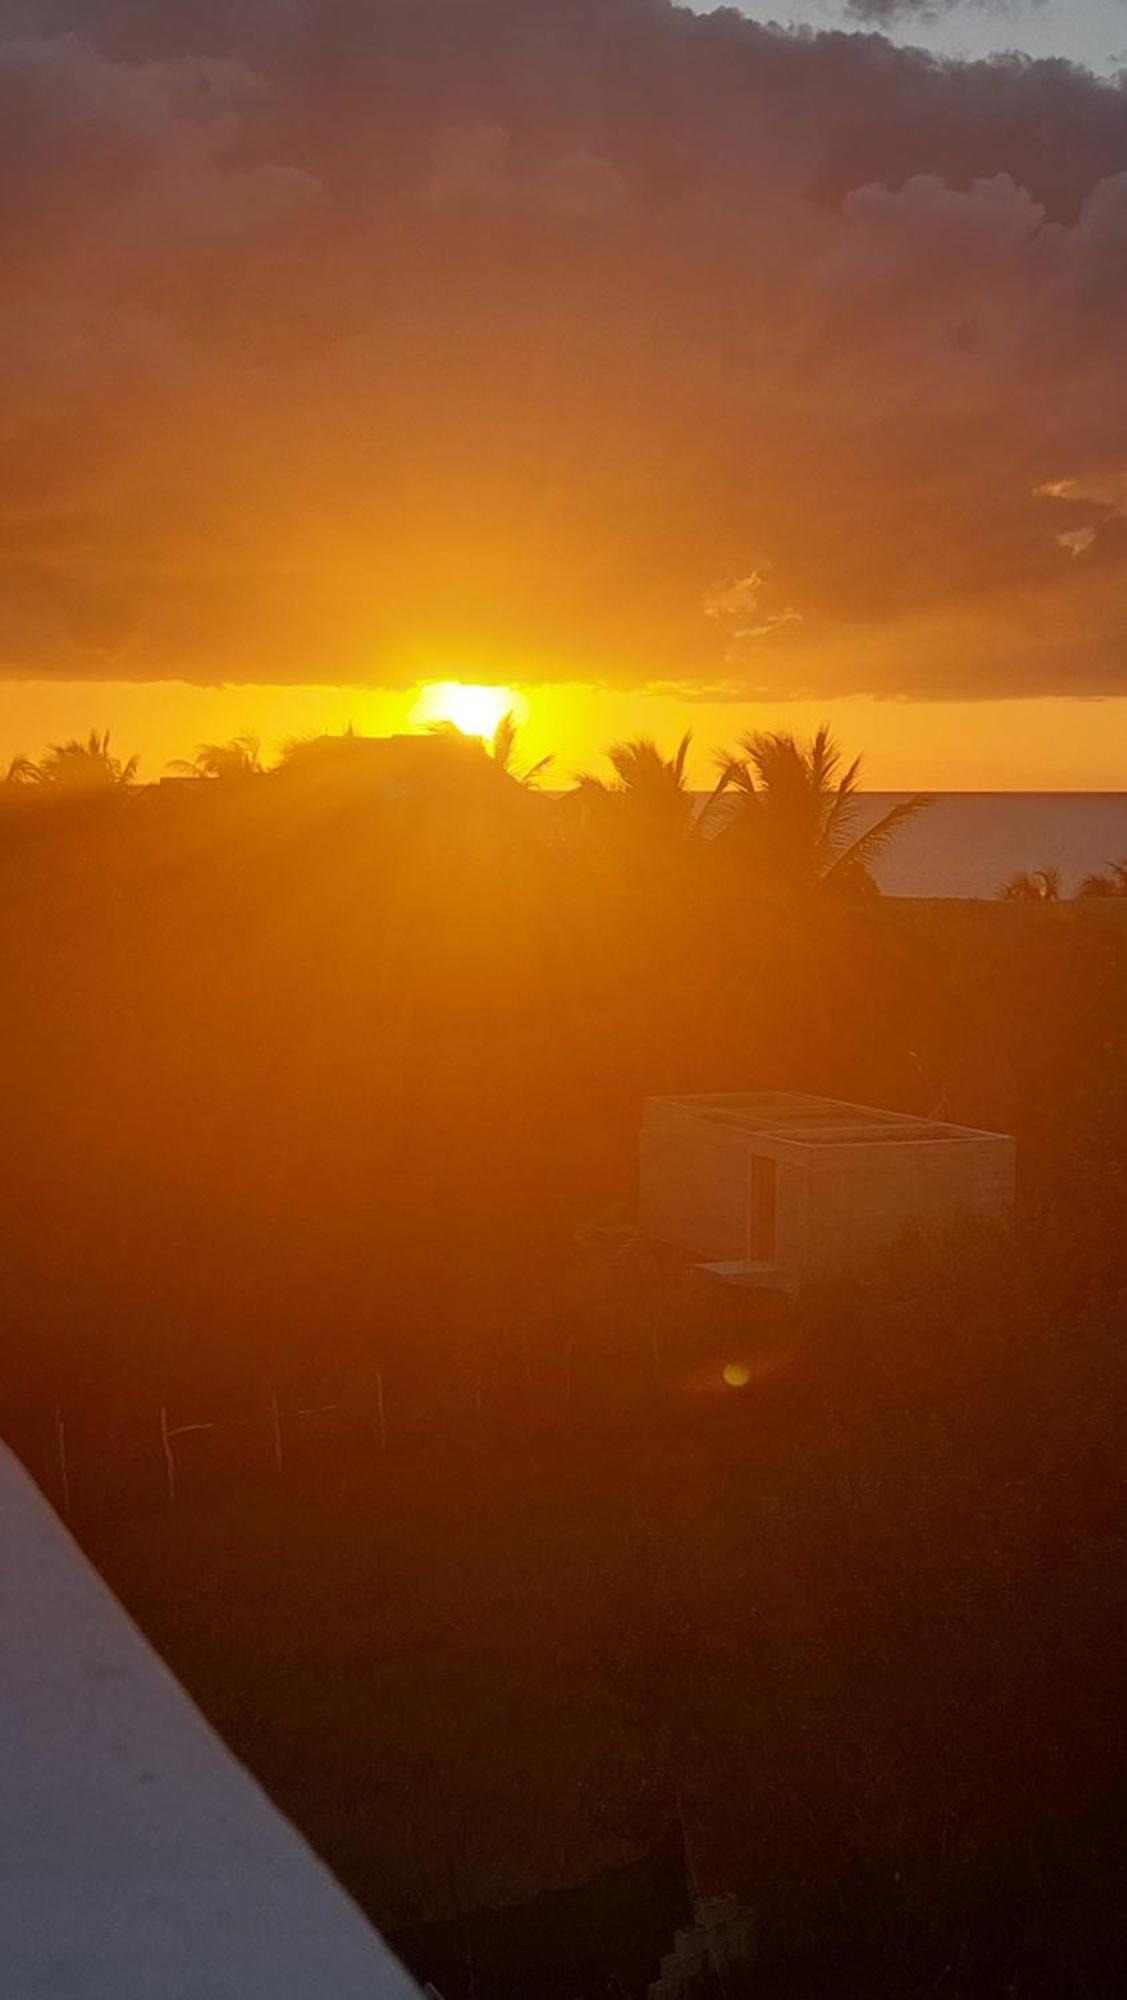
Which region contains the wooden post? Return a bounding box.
[270,1391,285,1478]
[159,1405,176,1506]
[375,1370,388,1455]
[54,1408,71,1520]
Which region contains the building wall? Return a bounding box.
[639,1102,755,1262]
[640,1099,1015,1283]
[795,1135,1016,1279]
[640,1103,811,1270]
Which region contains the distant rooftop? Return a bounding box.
[650,1092,1005,1149]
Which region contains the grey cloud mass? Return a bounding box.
[2,0,1127,699]
[842,0,1046,24]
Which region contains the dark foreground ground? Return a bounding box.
[3,787,1124,1996]
[74,1266,1125,2000]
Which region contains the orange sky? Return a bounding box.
[6,9,1127,766]
[2,682,1124,791]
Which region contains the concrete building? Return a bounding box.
[0,1445,420,2000]
[640,1092,1015,1289]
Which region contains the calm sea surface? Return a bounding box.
[855,794,1127,898]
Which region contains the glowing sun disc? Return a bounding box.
[411,681,525,741]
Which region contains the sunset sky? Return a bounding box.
[3,0,1127,787]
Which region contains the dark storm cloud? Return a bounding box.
[3,0,1127,697]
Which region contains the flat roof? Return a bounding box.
[648,1091,1009,1148]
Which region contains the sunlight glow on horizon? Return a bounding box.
[410,682,527,742]
[4,681,1127,792]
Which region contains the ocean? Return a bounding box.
[856,794,1127,899]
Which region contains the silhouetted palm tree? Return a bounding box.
[575,733,701,848]
[714,726,930,896]
[1078,859,1127,899]
[170,735,265,781]
[490,711,553,788]
[1000,866,1063,902]
[5,730,139,791]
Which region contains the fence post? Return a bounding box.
[270,1390,285,1478]
[159,1405,176,1506]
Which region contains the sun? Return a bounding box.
[411,681,526,742]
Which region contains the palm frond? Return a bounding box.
[694,767,738,839]
[520,753,555,787]
[824,793,933,886]
[712,750,753,794]
[491,711,519,775]
[4,753,40,785]
[490,712,553,787]
[1000,865,1063,903]
[1080,857,1127,898]
[806,724,841,796]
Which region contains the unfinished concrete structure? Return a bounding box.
[640,1092,1015,1288]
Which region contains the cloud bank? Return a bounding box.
[843,0,1046,24]
[2,0,1127,699]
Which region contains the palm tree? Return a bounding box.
[1078,859,1127,899]
[169,735,265,781]
[713,726,930,896]
[1000,866,1063,902]
[5,730,139,791]
[490,711,553,788]
[575,733,702,847]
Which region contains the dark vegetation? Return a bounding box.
[1,726,1125,1996]
[1002,860,1127,902]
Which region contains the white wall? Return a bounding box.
[800,1135,1016,1278]
[0,1447,421,2000]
